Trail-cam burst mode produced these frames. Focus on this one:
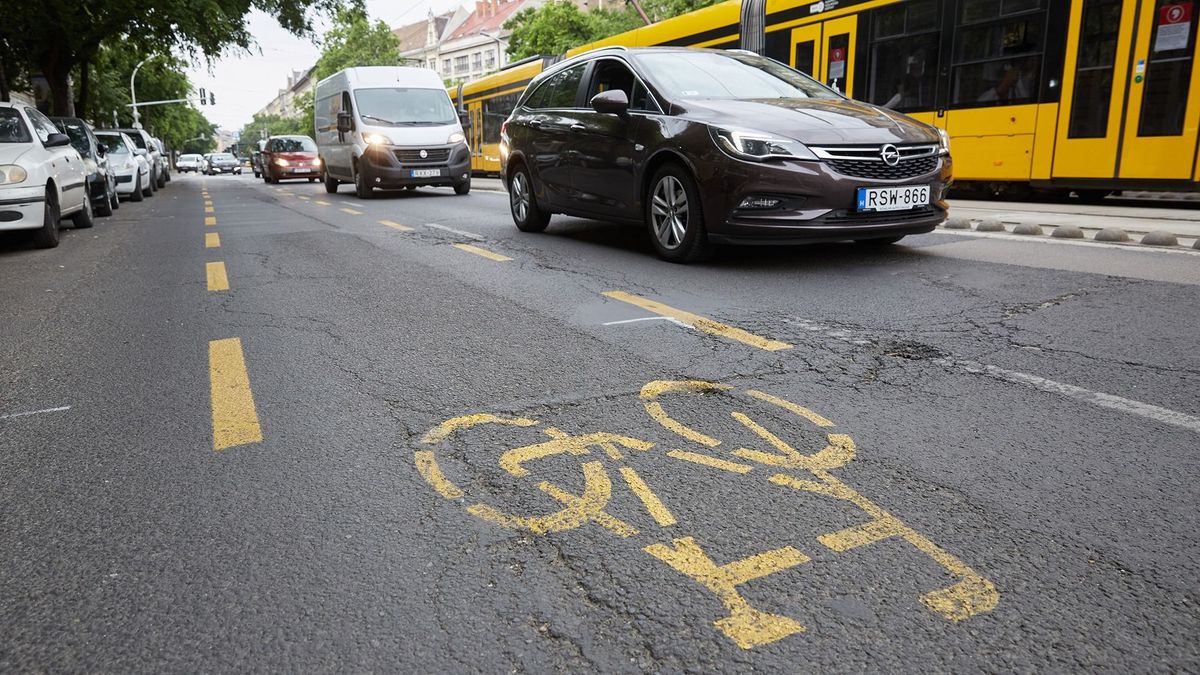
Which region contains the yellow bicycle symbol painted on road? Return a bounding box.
[415,380,998,649]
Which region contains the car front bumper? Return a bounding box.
[114,168,142,194]
[698,154,952,244]
[0,187,46,231]
[361,144,471,188]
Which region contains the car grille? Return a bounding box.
[822,206,940,225]
[826,155,940,180]
[395,148,450,165]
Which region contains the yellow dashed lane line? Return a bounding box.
[208,337,263,450]
[205,232,220,248]
[379,219,413,231]
[206,262,229,291]
[453,243,512,262]
[603,290,792,352]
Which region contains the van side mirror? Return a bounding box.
[45,133,72,148]
[336,111,352,134]
[591,90,629,116]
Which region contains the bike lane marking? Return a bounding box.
[603,291,792,352]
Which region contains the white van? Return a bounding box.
[314,66,471,199]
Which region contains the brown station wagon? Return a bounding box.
[500,46,952,263]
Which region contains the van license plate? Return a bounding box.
[411,169,441,178]
[856,185,930,212]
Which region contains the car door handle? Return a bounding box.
[569,124,586,131]
[529,120,543,128]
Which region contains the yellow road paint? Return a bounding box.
[206,261,229,291]
[205,205,214,213]
[421,413,538,444]
[339,207,363,215]
[666,449,753,474]
[453,243,512,262]
[640,380,731,447]
[645,536,809,649]
[603,291,792,351]
[499,431,653,477]
[205,216,216,226]
[465,461,635,536]
[745,390,834,427]
[414,450,465,499]
[298,195,310,201]
[208,337,263,450]
[314,199,331,206]
[205,232,220,248]
[379,219,413,231]
[619,466,676,527]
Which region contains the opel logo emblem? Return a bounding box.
[881,144,900,166]
[419,149,428,159]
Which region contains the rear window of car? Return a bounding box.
[0,109,31,143]
[53,119,91,157]
[636,52,840,100]
[122,132,148,150]
[269,137,316,152]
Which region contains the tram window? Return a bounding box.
[868,0,940,112]
[951,0,1046,107]
[483,92,520,144]
[1138,0,1197,136]
[795,40,816,76]
[827,33,850,90]
[1067,0,1122,138]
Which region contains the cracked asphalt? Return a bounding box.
[1,173,1197,672]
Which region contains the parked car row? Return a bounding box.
[0,102,175,248]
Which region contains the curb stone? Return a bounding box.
[944,216,972,230]
[975,218,1006,232]
[1051,225,1084,238]
[1094,227,1130,242]
[1012,223,1043,235]
[1140,230,1179,247]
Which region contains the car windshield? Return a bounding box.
[214,154,235,161]
[180,154,201,161]
[271,137,316,152]
[637,52,840,101]
[0,109,32,143]
[120,131,148,150]
[95,134,129,154]
[353,88,456,126]
[53,119,92,157]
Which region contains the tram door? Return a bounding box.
[1056,0,1199,180]
[469,103,484,171]
[789,16,860,96]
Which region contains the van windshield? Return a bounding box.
[353,88,457,126]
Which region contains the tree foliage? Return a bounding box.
[0,0,350,115]
[313,7,402,83]
[504,0,722,61]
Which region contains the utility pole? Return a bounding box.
[628,0,651,25]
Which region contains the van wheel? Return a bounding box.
[131,174,144,202]
[73,194,95,228]
[454,179,471,195]
[509,166,549,232]
[646,164,711,263]
[32,190,60,248]
[323,170,339,194]
[353,161,373,199]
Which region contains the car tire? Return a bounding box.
[148,168,158,192]
[253,170,260,178]
[109,179,120,210]
[96,182,114,217]
[855,235,905,246]
[454,179,471,196]
[309,178,317,183]
[508,165,549,232]
[645,163,711,263]
[323,171,338,194]
[353,160,373,200]
[131,174,145,202]
[31,190,60,249]
[72,194,95,229]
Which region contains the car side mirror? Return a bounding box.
[45,133,72,148]
[591,90,629,116]
[336,111,353,134]
[96,144,106,157]
[134,148,149,157]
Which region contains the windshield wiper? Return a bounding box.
[393,120,451,126]
[361,114,400,126]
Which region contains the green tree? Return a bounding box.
[0,0,349,115]
[312,7,402,83]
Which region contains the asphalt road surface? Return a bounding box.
[2,173,1197,672]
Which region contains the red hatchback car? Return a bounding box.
[261,135,322,183]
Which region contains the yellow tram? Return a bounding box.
[454,0,1200,196]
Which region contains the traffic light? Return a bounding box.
[209,92,215,106]
[199,88,206,105]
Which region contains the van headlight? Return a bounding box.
[710,127,817,162]
[363,132,392,146]
[936,127,951,155]
[0,164,28,184]
[447,131,465,145]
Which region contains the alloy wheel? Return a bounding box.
[651,175,689,250]
[511,172,530,223]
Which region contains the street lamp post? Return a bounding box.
[129,56,154,129]
[480,31,505,70]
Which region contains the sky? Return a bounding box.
[185,0,464,132]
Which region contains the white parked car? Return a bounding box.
[0,103,93,248]
[114,127,163,191]
[95,130,151,201]
[177,153,203,172]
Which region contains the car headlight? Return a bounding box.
[447,131,465,145]
[936,127,951,155]
[710,127,817,162]
[313,157,322,167]
[275,158,290,166]
[0,164,28,185]
[363,132,391,146]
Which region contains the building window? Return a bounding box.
[443,59,451,73]
[951,0,1048,107]
[486,49,497,69]
[867,0,940,112]
[472,52,483,70]
[454,55,469,73]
